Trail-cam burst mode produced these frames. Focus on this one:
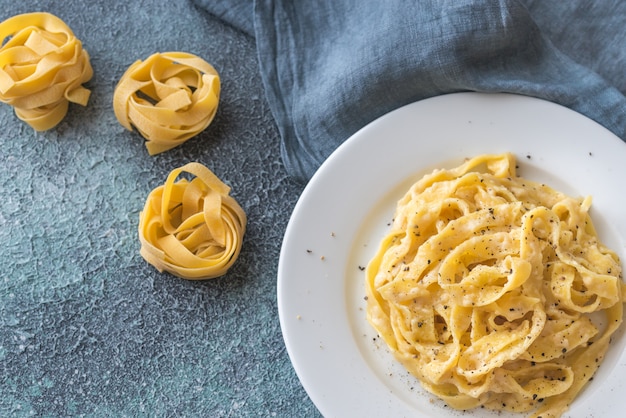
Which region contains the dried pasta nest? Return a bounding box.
[113,51,220,155]
[0,12,93,130]
[138,162,246,280]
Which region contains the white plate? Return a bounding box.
[277,93,626,418]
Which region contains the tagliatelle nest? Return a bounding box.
[113,51,220,155]
[0,12,93,131]
[138,162,247,280]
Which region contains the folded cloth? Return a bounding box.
[194,0,626,183]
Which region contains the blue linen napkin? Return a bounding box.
[194,0,626,183]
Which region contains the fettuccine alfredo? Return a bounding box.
[366,153,625,417]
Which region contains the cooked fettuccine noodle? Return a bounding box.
[366,153,625,418]
[139,162,246,280]
[0,12,93,130]
[113,52,220,155]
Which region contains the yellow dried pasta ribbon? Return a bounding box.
[138,162,246,280]
[0,12,93,130]
[113,52,220,155]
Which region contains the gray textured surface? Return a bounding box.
[0,0,318,416]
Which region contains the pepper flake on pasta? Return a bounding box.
[138,162,246,280]
[0,12,93,131]
[113,52,220,155]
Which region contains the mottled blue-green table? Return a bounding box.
[0,1,318,416]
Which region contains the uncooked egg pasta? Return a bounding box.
[0,12,93,130]
[139,162,246,280]
[365,153,625,418]
[113,52,220,155]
